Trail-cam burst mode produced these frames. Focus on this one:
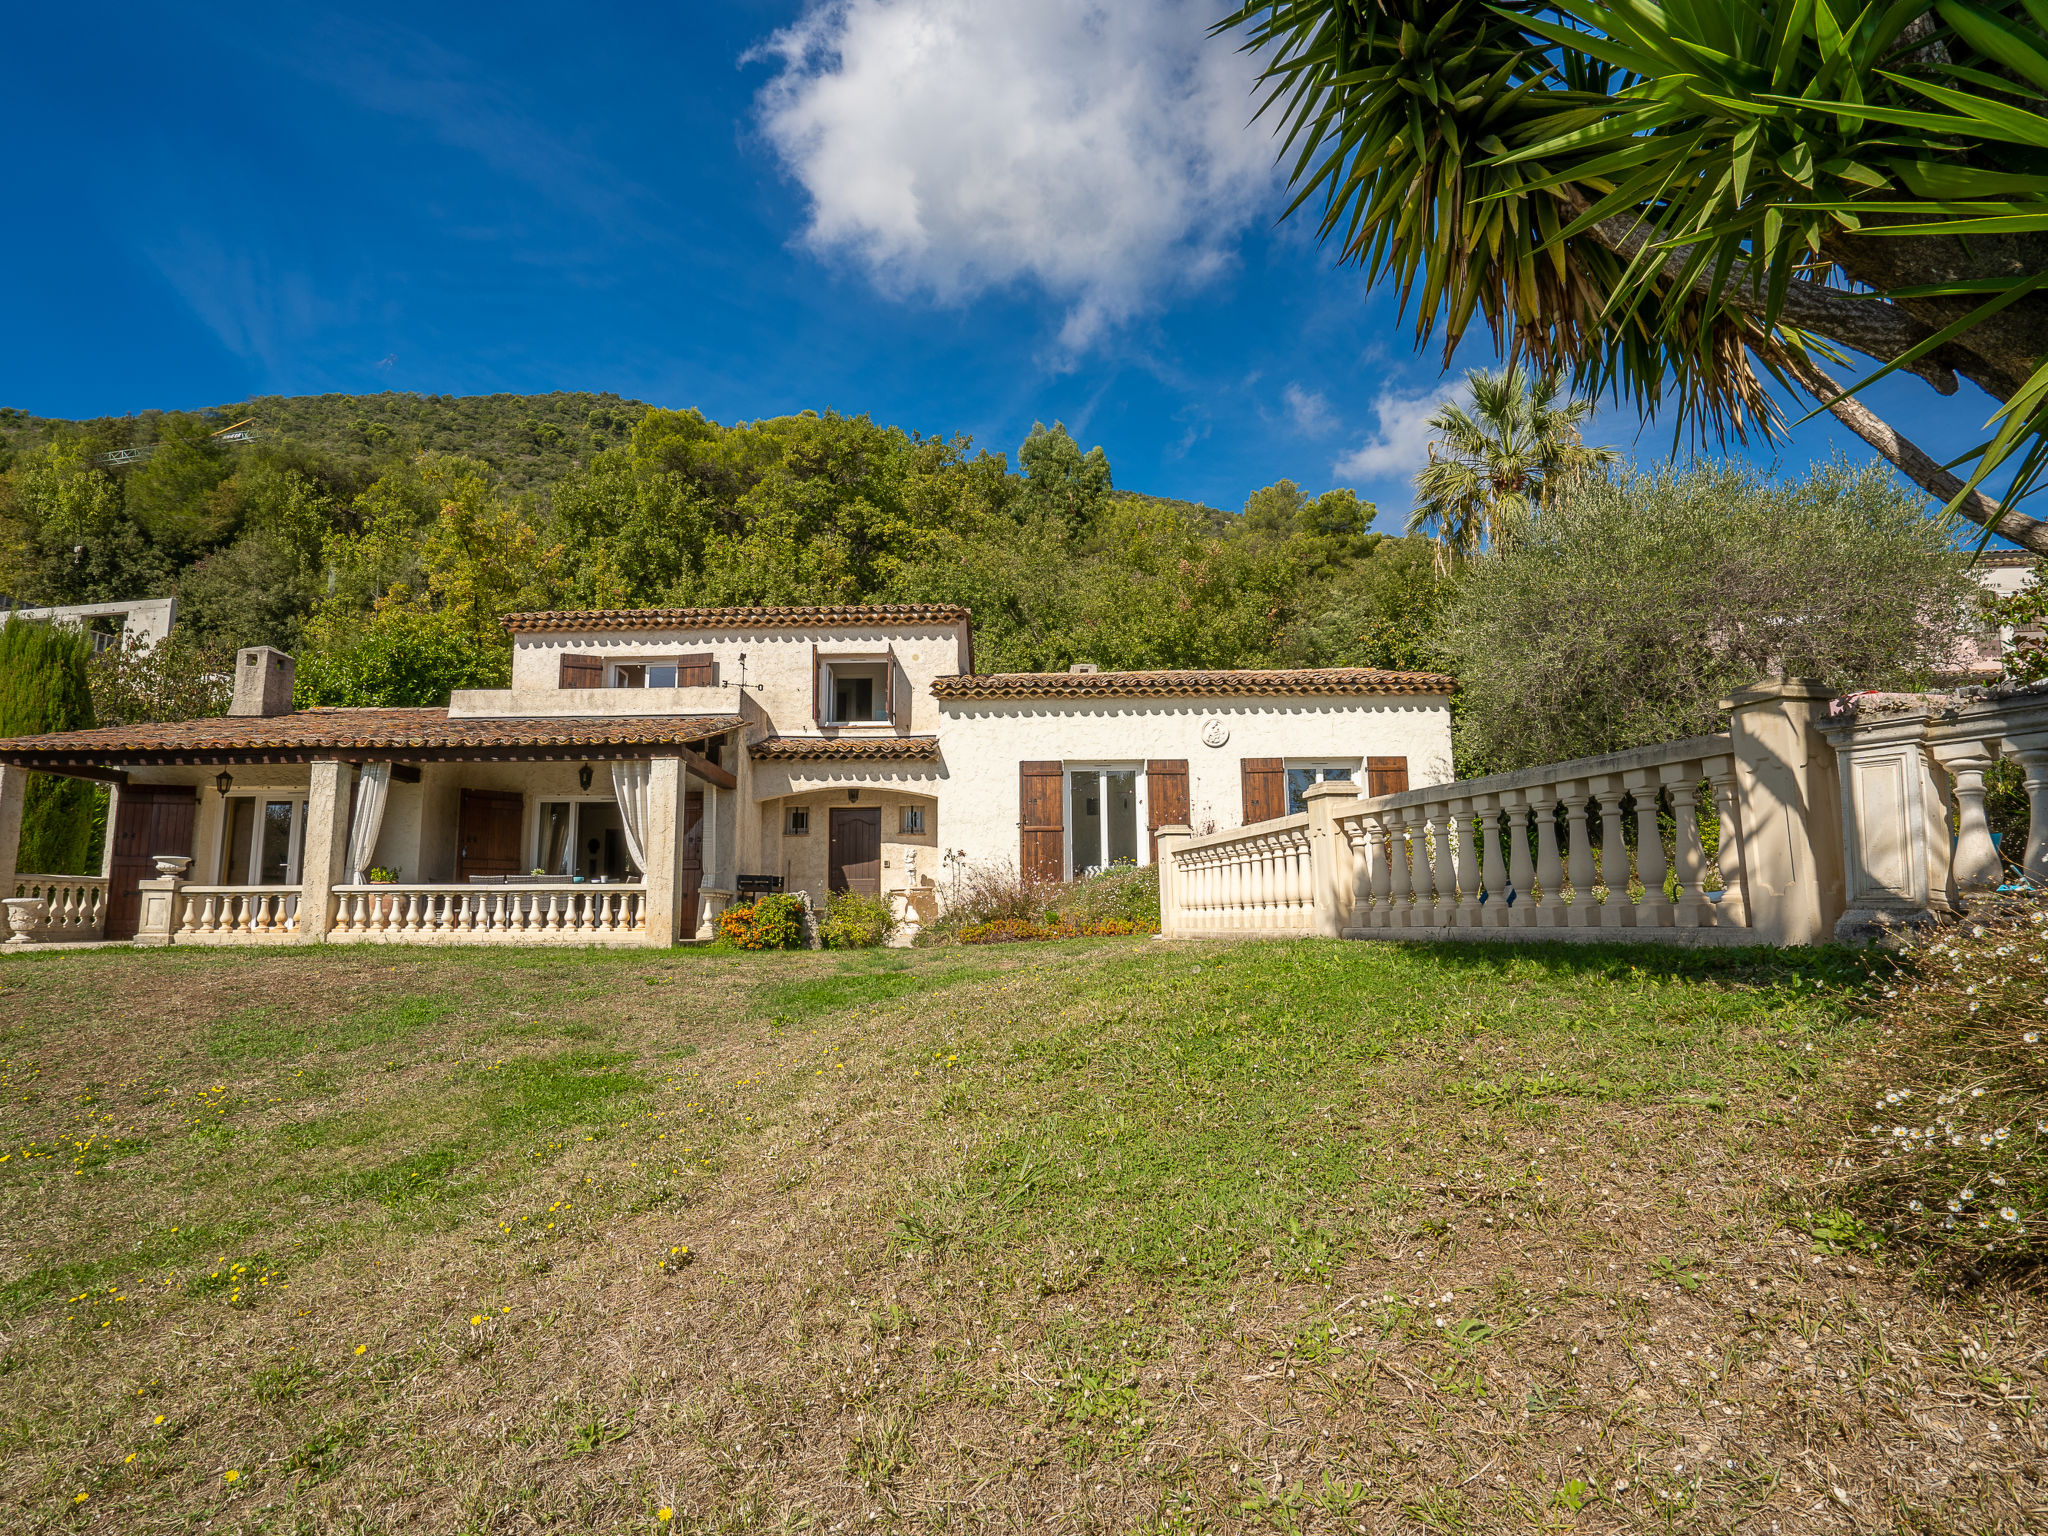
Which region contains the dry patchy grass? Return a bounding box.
[0,936,2041,1535]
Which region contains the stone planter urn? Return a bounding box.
[3,897,49,946]
[153,855,193,879]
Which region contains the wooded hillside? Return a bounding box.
[0,394,1441,707]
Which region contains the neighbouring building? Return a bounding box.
[0,604,1454,948]
[0,596,177,653]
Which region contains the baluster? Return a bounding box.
[2012,735,2048,885]
[1934,744,2003,892]
[1476,796,1507,928]
[1453,799,1482,927]
[1366,819,1391,928]
[1384,812,1412,928]
[1628,773,1673,927]
[545,891,563,932]
[1564,787,1598,929]
[1703,761,1745,926]
[1523,787,1560,927]
[1595,776,1634,928]
[1665,764,1712,925]
[1501,792,1534,929]
[1346,822,1372,931]
[1421,810,1448,928]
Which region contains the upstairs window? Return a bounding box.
[610,654,714,689]
[815,654,895,725]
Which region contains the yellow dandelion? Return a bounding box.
[470,1314,484,1326]
[354,1345,367,1356]
[223,1469,240,1483]
[152,1415,164,1425]
[658,1508,674,1523]
[73,1492,89,1504]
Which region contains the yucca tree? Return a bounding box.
[1218,0,2048,555]
[1408,365,1618,567]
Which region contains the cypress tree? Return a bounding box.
[0,616,98,874]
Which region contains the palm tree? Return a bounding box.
[1406,366,1615,570]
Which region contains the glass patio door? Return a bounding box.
[1067,768,1138,877]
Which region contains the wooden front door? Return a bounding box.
[107,785,198,939]
[828,807,881,896]
[457,790,524,880]
[1018,760,1063,881]
[681,791,703,935]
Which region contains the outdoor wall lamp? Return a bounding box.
[848,788,861,803]
[578,764,594,792]
[214,771,234,798]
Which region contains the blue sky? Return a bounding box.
[0,0,2019,533]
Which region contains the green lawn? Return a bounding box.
[0,936,2037,1533]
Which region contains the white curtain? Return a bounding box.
[346,762,392,884]
[611,760,652,876]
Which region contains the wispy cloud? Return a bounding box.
[145,231,339,376]
[1282,382,1337,438]
[1333,380,1467,484]
[749,0,1277,359]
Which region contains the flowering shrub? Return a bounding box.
[1835,896,2048,1265]
[819,891,896,949]
[922,860,1159,945]
[715,893,808,951]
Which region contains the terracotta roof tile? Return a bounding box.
[749,735,942,762]
[0,708,744,765]
[503,604,970,633]
[928,667,1455,701]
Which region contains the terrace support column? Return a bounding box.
[1154,825,1191,937]
[1303,780,1359,938]
[0,763,23,897]
[298,759,351,943]
[643,757,687,948]
[1721,678,1844,947]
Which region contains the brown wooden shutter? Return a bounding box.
[1019,761,1064,882]
[885,645,899,724]
[559,653,603,689]
[1241,757,1284,824]
[812,644,823,724]
[1365,756,1410,797]
[1146,759,1189,862]
[676,652,714,686]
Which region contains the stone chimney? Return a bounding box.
[229,647,296,717]
[1067,662,1100,674]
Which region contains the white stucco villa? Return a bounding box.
[0,604,1453,947]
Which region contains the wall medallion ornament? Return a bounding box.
[1201,718,1230,748]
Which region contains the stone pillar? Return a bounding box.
[1154,825,1191,937]
[298,760,351,942]
[99,780,122,879]
[1817,707,1952,939]
[132,859,188,947]
[1721,678,1845,947]
[0,763,24,899]
[1303,779,1359,938]
[1931,745,2002,892]
[642,757,687,947]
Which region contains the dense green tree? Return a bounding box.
[0,616,98,874]
[0,445,169,604]
[1218,0,2048,554]
[121,416,234,562]
[1408,367,1616,569]
[1432,459,1976,773]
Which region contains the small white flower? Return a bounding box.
[2000,1207,2019,1223]
[2025,1033,2040,1044]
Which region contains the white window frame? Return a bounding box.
[899,805,925,835]
[532,795,623,875]
[818,655,893,726]
[1283,761,1360,817]
[219,794,309,886]
[785,806,811,836]
[1063,763,1148,879]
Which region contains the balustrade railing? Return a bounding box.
[11,875,108,939]
[1168,815,1318,935]
[327,883,647,943]
[1334,735,1746,936]
[174,886,302,941]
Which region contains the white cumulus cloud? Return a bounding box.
[750,0,1276,353]
[1332,381,1468,484]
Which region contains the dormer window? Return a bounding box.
[814,652,897,726]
